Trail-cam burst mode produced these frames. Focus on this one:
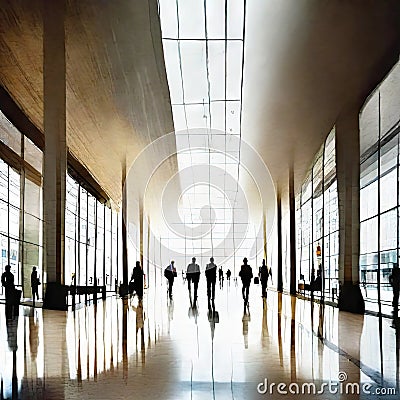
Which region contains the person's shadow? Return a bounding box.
[242,301,251,349]
[188,293,199,324]
[6,314,19,399]
[208,300,219,340]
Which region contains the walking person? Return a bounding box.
[31,266,40,304]
[218,266,224,288]
[164,260,176,299]
[2,265,15,318]
[226,269,231,283]
[131,261,144,300]
[205,257,217,302]
[389,263,400,309]
[187,257,200,301]
[259,259,270,298]
[239,258,253,305]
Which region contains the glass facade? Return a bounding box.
[65,174,122,292]
[296,128,339,301]
[0,107,123,300]
[359,62,400,313]
[0,111,43,298]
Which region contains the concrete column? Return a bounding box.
[336,109,365,313]
[263,210,267,261]
[139,197,144,268]
[121,162,129,288]
[277,192,283,292]
[43,0,67,309]
[289,165,297,295]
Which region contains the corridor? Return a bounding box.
[0,278,398,399]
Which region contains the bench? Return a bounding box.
[69,285,106,299]
[298,279,322,293]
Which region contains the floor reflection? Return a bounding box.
[0,279,399,398]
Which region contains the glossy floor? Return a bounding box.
[0,278,399,399]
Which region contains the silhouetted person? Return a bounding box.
[31,266,40,303]
[239,258,253,304]
[205,257,217,301]
[390,263,400,309]
[2,265,15,318]
[164,260,176,299]
[312,265,323,292]
[259,259,271,298]
[187,257,200,301]
[131,261,144,300]
[226,269,231,282]
[218,266,224,288]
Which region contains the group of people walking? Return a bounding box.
[162,257,272,305]
[1,265,40,318]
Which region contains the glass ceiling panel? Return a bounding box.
[210,102,225,131]
[226,101,241,135]
[177,0,205,39]
[171,105,187,132]
[206,0,225,39]
[209,134,225,151]
[162,41,184,104]
[158,0,178,38]
[208,41,226,101]
[226,41,243,100]
[227,0,244,39]
[157,0,251,265]
[180,41,209,103]
[184,104,209,129]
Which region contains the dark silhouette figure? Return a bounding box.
[131,261,144,300]
[164,260,176,299]
[259,259,271,298]
[218,266,224,288]
[186,257,200,301]
[390,263,400,309]
[2,265,16,318]
[239,258,253,304]
[205,257,217,301]
[226,269,231,283]
[31,266,40,303]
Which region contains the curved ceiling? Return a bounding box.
[243,0,400,195]
[0,0,176,206]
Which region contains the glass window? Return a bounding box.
[96,203,105,286]
[104,207,112,287]
[8,167,20,208]
[360,153,378,188]
[0,159,8,202]
[380,169,397,213]
[380,209,397,251]
[360,217,378,254]
[24,136,42,173]
[0,200,8,236]
[0,110,21,156]
[360,181,378,221]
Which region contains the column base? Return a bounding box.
[338,283,365,314]
[43,282,69,311]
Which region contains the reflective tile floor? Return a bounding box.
[0,277,399,399]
